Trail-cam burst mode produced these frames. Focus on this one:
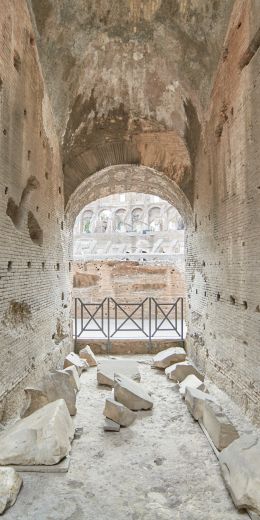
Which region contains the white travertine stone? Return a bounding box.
[62,365,80,392]
[185,386,215,420]
[165,361,204,382]
[0,399,75,466]
[219,434,260,514]
[114,374,153,411]
[203,401,239,451]
[97,359,140,387]
[79,345,97,367]
[21,370,77,417]
[64,352,88,374]
[103,397,136,426]
[0,467,23,514]
[179,374,205,398]
[152,347,186,369]
[104,418,120,432]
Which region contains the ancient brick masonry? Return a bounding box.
[186,0,260,425]
[0,0,71,419]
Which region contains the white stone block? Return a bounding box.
[165,361,204,382]
[219,434,260,514]
[152,347,186,369]
[185,386,215,420]
[97,359,140,387]
[64,352,88,374]
[79,345,97,366]
[179,374,205,398]
[0,467,23,514]
[203,401,239,451]
[103,397,136,426]
[114,374,153,411]
[0,399,75,466]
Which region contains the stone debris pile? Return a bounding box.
[0,345,97,514]
[102,360,153,432]
[152,347,260,516]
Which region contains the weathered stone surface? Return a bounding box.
[21,370,77,417]
[185,387,215,420]
[79,345,97,367]
[0,400,75,466]
[97,359,140,387]
[203,401,239,451]
[62,365,80,392]
[179,375,205,398]
[104,418,120,432]
[64,352,88,374]
[103,397,136,427]
[165,361,204,383]
[114,374,153,411]
[0,467,23,514]
[153,347,186,369]
[219,434,260,514]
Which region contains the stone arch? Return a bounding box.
[65,164,193,233]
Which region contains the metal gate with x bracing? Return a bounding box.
[74,297,184,350]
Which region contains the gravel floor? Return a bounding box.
[4,355,249,520]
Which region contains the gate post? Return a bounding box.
[107,297,111,354]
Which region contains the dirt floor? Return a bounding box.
[4,355,251,520]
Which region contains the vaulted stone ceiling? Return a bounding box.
[29,0,234,203]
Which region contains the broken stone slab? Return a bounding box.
[219,434,260,514]
[0,399,75,466]
[21,370,77,417]
[152,346,186,369]
[79,345,97,366]
[202,401,239,451]
[64,352,88,374]
[165,361,204,383]
[185,386,216,420]
[97,359,140,387]
[103,397,136,426]
[62,365,80,392]
[114,374,153,411]
[179,374,205,398]
[104,418,120,432]
[0,467,23,514]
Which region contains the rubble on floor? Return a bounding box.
[103,397,136,426]
[185,386,215,420]
[64,352,88,374]
[114,373,153,411]
[178,374,205,397]
[0,399,74,466]
[97,359,140,387]
[165,360,204,382]
[21,370,77,417]
[0,468,23,515]
[103,418,120,432]
[62,365,81,392]
[202,401,239,451]
[79,345,97,367]
[219,434,260,515]
[152,346,186,368]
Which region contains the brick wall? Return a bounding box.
[0,0,71,420]
[72,260,186,319]
[186,0,260,426]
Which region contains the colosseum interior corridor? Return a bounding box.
[0,0,260,518]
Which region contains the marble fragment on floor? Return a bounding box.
[97,359,141,387]
[0,467,23,514]
[103,397,136,426]
[203,401,239,451]
[152,346,186,368]
[219,434,260,515]
[79,345,97,366]
[0,399,75,466]
[64,352,88,374]
[114,373,153,411]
